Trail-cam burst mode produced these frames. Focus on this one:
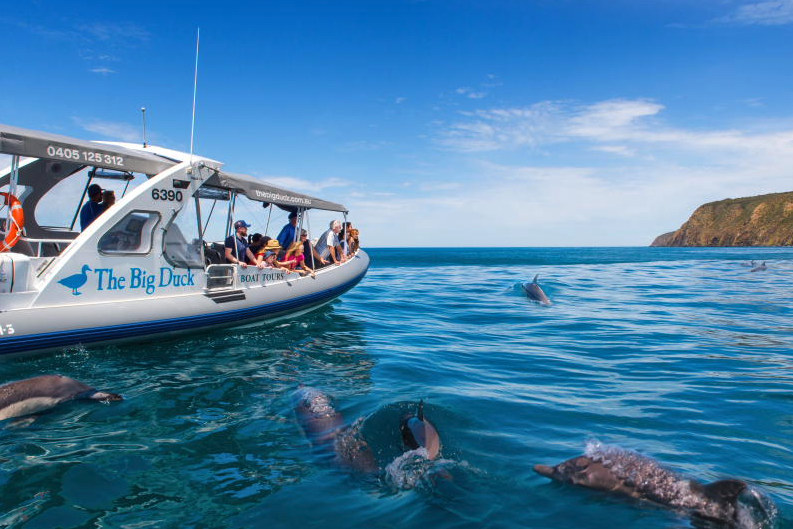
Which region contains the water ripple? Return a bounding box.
[0,249,791,527]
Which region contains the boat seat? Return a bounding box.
[39,242,66,257]
[9,239,35,256]
[204,242,225,266]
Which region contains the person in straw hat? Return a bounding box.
[255,238,282,266]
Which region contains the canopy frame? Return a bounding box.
[204,170,348,214]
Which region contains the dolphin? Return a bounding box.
[534,444,772,527]
[0,375,122,421]
[400,400,441,460]
[750,261,767,272]
[293,386,345,450]
[523,275,552,306]
[293,386,378,473]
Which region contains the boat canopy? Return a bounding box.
[206,171,348,213]
[0,123,348,217]
[0,123,175,176]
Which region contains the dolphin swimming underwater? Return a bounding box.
[0,375,122,421]
[293,386,378,473]
[400,400,441,460]
[523,275,552,306]
[534,443,774,527]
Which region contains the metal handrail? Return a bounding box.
[205,263,237,290]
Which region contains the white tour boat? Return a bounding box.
[0,124,369,355]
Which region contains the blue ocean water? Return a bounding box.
[0,247,791,528]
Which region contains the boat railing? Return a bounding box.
[205,264,236,290]
[12,237,75,258]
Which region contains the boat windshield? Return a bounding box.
[0,158,151,257]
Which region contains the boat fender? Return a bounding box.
[0,193,24,252]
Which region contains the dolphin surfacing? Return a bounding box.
[400,400,441,460]
[534,443,773,527]
[0,375,122,421]
[293,386,378,473]
[522,275,552,306]
[750,261,767,272]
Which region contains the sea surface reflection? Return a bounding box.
[0,248,790,528]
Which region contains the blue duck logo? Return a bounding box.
[58,265,92,296]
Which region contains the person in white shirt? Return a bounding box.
[313,220,344,267]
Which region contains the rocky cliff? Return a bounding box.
[651,191,793,246]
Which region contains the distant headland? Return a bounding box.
[651,191,793,247]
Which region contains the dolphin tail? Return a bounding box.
[534,464,556,478]
[702,479,747,506]
[533,274,539,284]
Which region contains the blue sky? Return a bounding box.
[3,0,793,246]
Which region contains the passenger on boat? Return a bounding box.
[276,211,299,250]
[349,227,360,254]
[301,229,322,269]
[340,222,358,258]
[101,190,116,211]
[314,220,345,268]
[79,183,105,230]
[248,233,265,264]
[225,220,263,268]
[258,239,282,262]
[339,222,359,254]
[281,241,315,277]
[251,239,276,266]
[262,250,292,272]
[249,235,274,264]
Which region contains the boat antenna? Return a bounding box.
[189,27,200,164]
[140,107,148,147]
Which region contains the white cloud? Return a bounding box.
[89,67,116,75]
[346,97,793,246]
[350,155,793,247]
[456,87,487,99]
[590,145,637,157]
[713,0,793,25]
[566,99,663,139]
[259,175,351,193]
[437,98,793,165]
[77,22,150,42]
[418,182,461,192]
[73,117,141,142]
[438,102,562,151]
[743,98,766,108]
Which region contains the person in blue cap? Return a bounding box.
[276,211,299,250]
[224,220,262,267]
[80,183,105,230]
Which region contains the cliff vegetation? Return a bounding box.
[651,191,793,246]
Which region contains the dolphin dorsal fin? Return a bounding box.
[703,479,747,506]
[533,274,539,283]
[417,399,424,421]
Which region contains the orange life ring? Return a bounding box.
[0,192,24,252]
